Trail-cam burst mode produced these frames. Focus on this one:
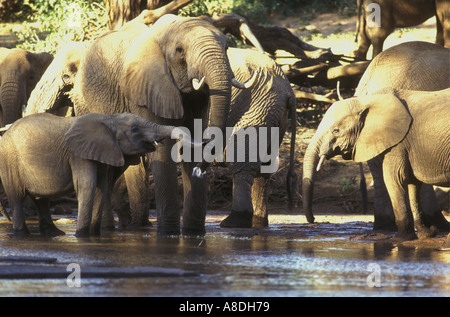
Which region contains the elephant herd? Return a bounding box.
[0,14,448,241]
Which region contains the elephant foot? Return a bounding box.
[101,225,116,232]
[126,219,153,230]
[373,214,397,231]
[417,225,438,239]
[305,214,315,224]
[75,227,90,238]
[39,220,65,237]
[424,213,449,232]
[394,231,417,241]
[220,211,252,228]
[252,215,268,228]
[13,227,30,237]
[40,224,65,237]
[182,227,206,236]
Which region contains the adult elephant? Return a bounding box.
[68,15,253,235]
[0,47,53,126]
[216,48,297,228]
[302,41,450,232]
[25,42,87,117]
[355,0,450,59]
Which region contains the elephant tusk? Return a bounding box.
[316,155,326,172]
[192,76,206,90]
[337,80,343,101]
[0,124,12,132]
[231,70,258,89]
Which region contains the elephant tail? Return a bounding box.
[286,94,298,211]
[355,0,363,43]
[0,199,11,221]
[359,163,368,213]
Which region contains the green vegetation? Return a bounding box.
[337,177,356,195]
[2,0,357,53]
[9,0,107,53]
[181,0,356,23]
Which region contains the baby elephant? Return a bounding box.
[0,112,186,237]
[303,88,450,240]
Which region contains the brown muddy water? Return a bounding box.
[0,211,448,297]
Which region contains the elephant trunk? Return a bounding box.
[302,136,324,223]
[195,42,232,134]
[144,121,203,148]
[25,69,64,116]
[0,80,26,126]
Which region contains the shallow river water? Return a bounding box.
[0,212,448,297]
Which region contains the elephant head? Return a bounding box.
[0,48,53,126]
[120,15,255,135]
[302,92,412,222]
[25,42,87,116]
[65,112,199,167]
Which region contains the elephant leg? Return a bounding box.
[33,197,65,236]
[3,182,29,235]
[101,199,116,232]
[90,186,107,236]
[72,163,97,237]
[368,158,397,231]
[111,174,131,229]
[435,13,445,46]
[408,182,437,239]
[124,159,151,228]
[370,157,448,233]
[181,161,208,235]
[419,184,449,232]
[382,160,416,240]
[11,199,29,236]
[251,173,270,228]
[149,140,181,235]
[355,27,371,59]
[220,168,254,228]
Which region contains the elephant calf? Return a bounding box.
[0,112,187,237]
[304,88,450,240]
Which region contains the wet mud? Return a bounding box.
[0,211,448,297]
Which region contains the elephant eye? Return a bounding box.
[176,45,184,54]
[62,74,71,83]
[332,128,340,136]
[131,126,139,133]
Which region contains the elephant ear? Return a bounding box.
[26,51,54,78]
[65,114,125,167]
[120,31,184,119]
[353,94,412,162]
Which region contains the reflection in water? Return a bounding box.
[0,215,448,296]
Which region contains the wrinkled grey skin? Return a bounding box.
[27,15,236,235]
[0,112,180,237]
[25,42,87,117]
[218,48,297,228]
[355,0,450,59]
[303,41,450,232]
[0,48,53,126]
[23,42,145,230]
[304,88,450,240]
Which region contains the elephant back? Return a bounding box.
[228,48,293,128]
[74,23,149,116]
[356,41,450,96]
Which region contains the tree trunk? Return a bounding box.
[105,0,172,30]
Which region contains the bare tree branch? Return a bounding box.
[131,0,194,26]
